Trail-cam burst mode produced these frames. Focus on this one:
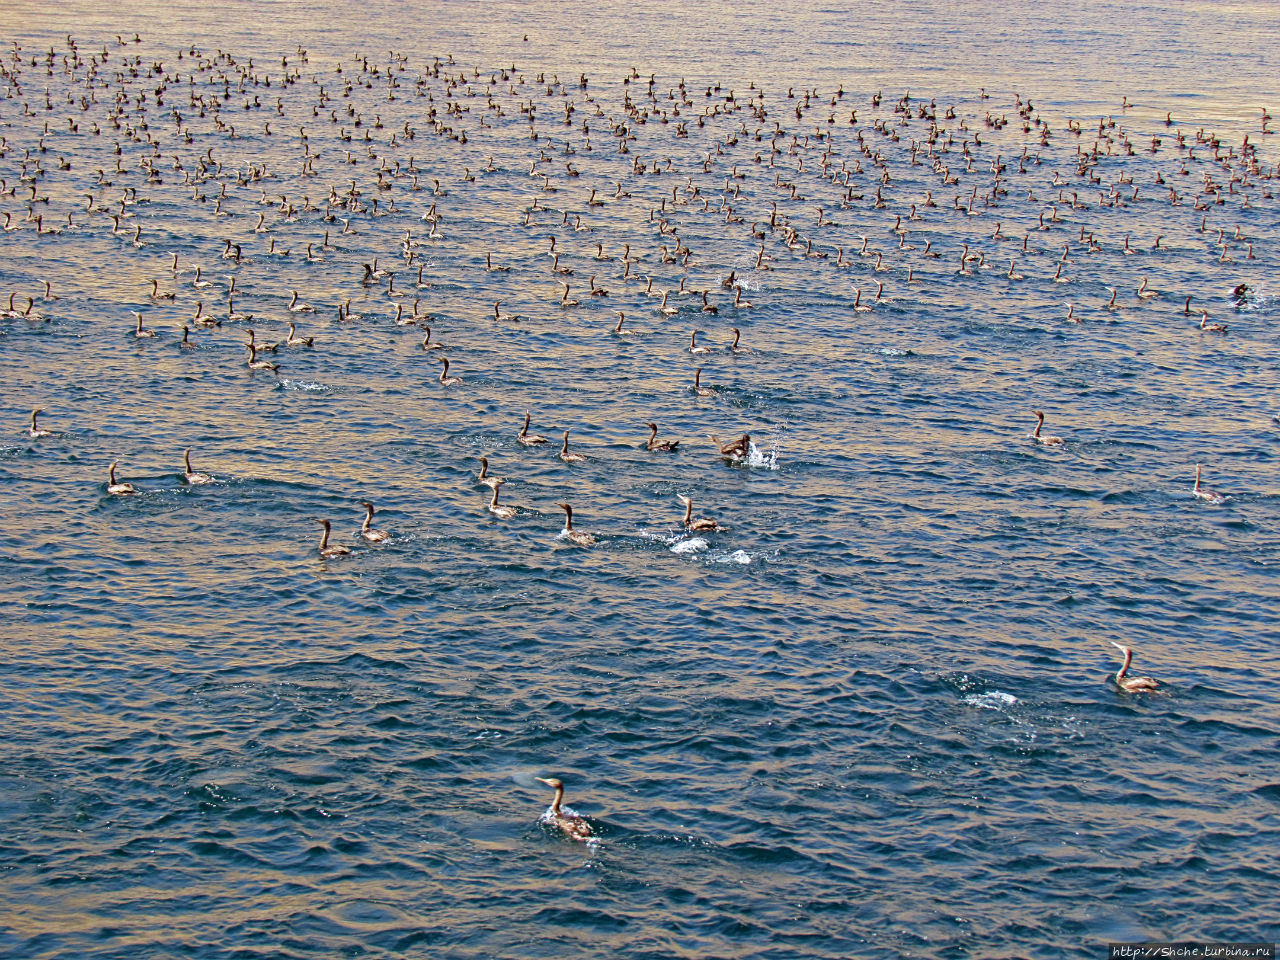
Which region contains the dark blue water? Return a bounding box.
[1,2,1278,957]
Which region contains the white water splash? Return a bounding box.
[670,537,708,554]
[745,437,780,470]
[277,378,329,392]
[963,691,1018,710]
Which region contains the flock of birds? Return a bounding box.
[3,33,1273,840]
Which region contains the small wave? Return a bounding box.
[714,549,754,565]
[277,378,330,392]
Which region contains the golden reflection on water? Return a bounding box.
[0,2,1276,957]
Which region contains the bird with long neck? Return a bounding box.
[359,501,390,542]
[645,422,679,451]
[518,410,547,445]
[712,433,751,460]
[556,502,595,546]
[28,408,52,438]
[107,461,136,495]
[477,457,504,490]
[311,517,350,558]
[1193,464,1225,504]
[488,482,517,519]
[1032,410,1063,446]
[678,495,725,531]
[1110,642,1159,692]
[183,449,212,485]
[536,777,593,842]
[559,431,586,463]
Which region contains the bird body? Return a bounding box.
[559,431,586,463]
[312,517,350,558]
[645,422,679,451]
[488,482,517,519]
[183,448,212,485]
[28,408,52,439]
[107,460,136,495]
[518,411,547,446]
[1193,465,1225,504]
[1032,410,1064,446]
[536,777,593,842]
[556,502,596,546]
[477,456,504,490]
[713,433,751,460]
[359,501,390,542]
[678,494,724,531]
[1110,642,1159,693]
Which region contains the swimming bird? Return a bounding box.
[28,408,52,438]
[693,368,715,398]
[149,278,175,300]
[311,517,350,558]
[288,289,313,312]
[612,312,636,335]
[1110,642,1160,693]
[1199,311,1227,334]
[555,502,596,546]
[487,482,517,519]
[1031,410,1064,446]
[247,328,279,354]
[183,448,212,485]
[559,431,587,463]
[107,460,136,495]
[518,411,547,445]
[477,456,504,490]
[1192,464,1225,504]
[712,433,751,460]
[437,356,462,386]
[678,494,725,531]
[359,501,390,542]
[645,422,679,451]
[285,322,313,347]
[689,329,711,354]
[132,311,156,338]
[535,777,593,841]
[246,344,280,372]
[658,290,678,316]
